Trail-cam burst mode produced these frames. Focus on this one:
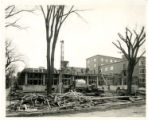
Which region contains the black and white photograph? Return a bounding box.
[0,0,147,118]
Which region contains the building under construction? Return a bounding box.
[17,66,103,92]
[17,41,146,92]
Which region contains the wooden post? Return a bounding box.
[43,74,45,85]
[25,73,28,85]
[58,71,62,93]
[122,78,124,86]
[96,76,99,88]
[72,75,75,82]
[87,76,89,85]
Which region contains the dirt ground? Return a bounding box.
[50,105,145,117]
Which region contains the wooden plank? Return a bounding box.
[91,96,130,100]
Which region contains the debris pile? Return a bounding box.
[7,91,106,112]
[136,89,145,96]
[7,90,24,101]
[7,93,51,111]
[7,91,145,112]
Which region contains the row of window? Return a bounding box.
[87,64,115,71]
[101,58,117,63]
[28,79,43,85]
[93,63,106,67]
[139,68,145,74]
[139,78,145,82]
[101,67,145,74]
[87,58,118,64]
[26,77,145,86]
[27,78,70,85]
[103,66,114,72]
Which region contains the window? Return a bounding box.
[101,58,104,62]
[106,59,108,62]
[139,60,145,66]
[114,60,117,62]
[28,73,34,78]
[87,60,90,64]
[94,64,96,68]
[123,64,126,70]
[110,59,112,63]
[52,79,58,85]
[139,68,145,74]
[28,79,43,85]
[123,70,126,76]
[105,67,108,71]
[63,79,70,85]
[28,80,33,85]
[101,64,104,66]
[139,78,145,82]
[38,79,43,85]
[94,58,96,62]
[89,79,96,85]
[110,66,114,70]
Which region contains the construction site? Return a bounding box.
[6,40,146,117]
[3,0,146,117]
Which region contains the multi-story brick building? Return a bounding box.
[86,54,146,87]
[86,55,121,73]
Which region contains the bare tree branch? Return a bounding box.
[73,11,88,23]
[112,41,129,60]
[40,6,46,20]
[5,6,34,19]
[41,5,83,94]
[135,50,146,65]
[5,5,34,28]
[5,40,25,72]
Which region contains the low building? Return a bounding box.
[17,67,99,92]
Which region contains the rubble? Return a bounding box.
[7,92,90,111]
[7,91,145,113]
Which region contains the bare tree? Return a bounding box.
[40,5,81,94]
[5,5,34,29]
[6,65,17,88]
[5,39,24,88]
[5,40,24,72]
[113,26,146,95]
[5,5,34,88]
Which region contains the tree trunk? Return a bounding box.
[51,35,59,92]
[127,62,134,95]
[41,5,75,95]
[47,42,52,95]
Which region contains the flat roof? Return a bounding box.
[86,54,121,60]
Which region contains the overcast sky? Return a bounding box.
[5,0,146,71]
